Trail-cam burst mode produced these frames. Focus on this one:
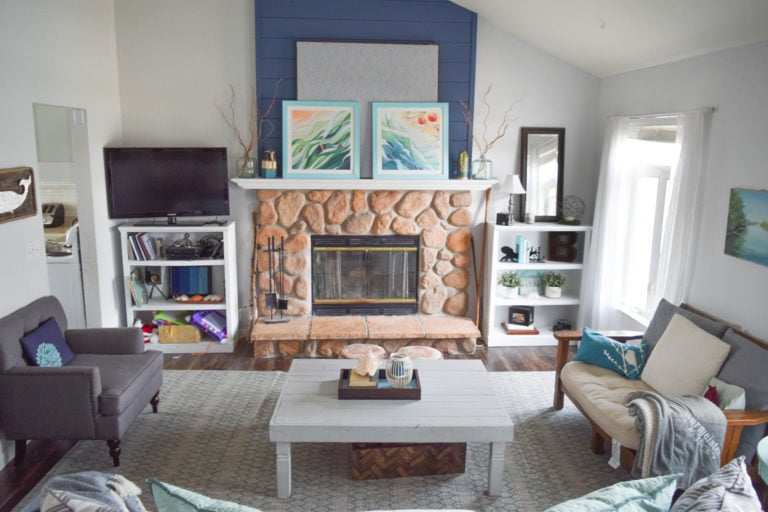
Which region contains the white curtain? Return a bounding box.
[579,116,631,328]
[651,110,711,307]
[580,109,712,329]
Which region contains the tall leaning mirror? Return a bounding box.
[520,127,565,222]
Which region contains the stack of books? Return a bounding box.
[127,232,157,261]
[503,322,540,335]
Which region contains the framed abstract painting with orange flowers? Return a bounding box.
[371,102,449,180]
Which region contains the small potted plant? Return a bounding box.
[498,271,522,298]
[542,272,566,298]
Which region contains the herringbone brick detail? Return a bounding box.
[349,442,466,480]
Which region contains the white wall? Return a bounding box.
[0,0,123,468]
[112,0,256,334]
[599,41,768,340]
[474,18,602,224]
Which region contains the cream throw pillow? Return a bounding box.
[641,313,730,395]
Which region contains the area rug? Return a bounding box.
[16,370,631,511]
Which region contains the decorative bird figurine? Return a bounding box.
[354,351,381,377]
[0,176,32,214]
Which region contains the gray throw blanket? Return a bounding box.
[624,391,726,488]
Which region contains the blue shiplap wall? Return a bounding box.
[255,0,477,177]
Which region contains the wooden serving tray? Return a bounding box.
[338,369,421,400]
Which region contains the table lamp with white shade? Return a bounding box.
[496,174,526,225]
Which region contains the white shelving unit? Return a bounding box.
[482,223,591,346]
[118,221,238,353]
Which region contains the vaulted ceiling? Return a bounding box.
[450,0,768,77]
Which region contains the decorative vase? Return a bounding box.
[501,286,519,298]
[237,157,257,178]
[545,286,562,299]
[385,352,413,388]
[471,157,492,179]
[261,149,277,179]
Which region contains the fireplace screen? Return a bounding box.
[311,235,419,315]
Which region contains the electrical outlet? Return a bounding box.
[25,240,43,261]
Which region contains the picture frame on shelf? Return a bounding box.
[282,100,360,179]
[508,306,534,326]
[371,102,449,180]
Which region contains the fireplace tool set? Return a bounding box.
[264,235,289,323]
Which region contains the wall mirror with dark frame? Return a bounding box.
[520,127,565,222]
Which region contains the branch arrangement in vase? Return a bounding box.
[460,85,524,167]
[217,79,282,174]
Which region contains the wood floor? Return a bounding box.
[0,343,559,511]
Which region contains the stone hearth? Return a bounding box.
[251,315,480,358]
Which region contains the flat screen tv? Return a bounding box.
[104,147,230,224]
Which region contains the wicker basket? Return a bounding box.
[158,325,201,343]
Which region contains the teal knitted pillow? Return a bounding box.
[148,479,261,512]
[573,327,648,379]
[545,474,679,512]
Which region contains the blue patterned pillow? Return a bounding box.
[573,327,648,379]
[20,317,75,367]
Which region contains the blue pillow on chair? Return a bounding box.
[20,317,75,367]
[573,327,648,379]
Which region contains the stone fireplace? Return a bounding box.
[251,187,479,357]
[254,188,474,319]
[311,235,419,316]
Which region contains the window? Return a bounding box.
[582,109,711,330]
[616,122,678,322]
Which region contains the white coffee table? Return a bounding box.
[269,359,514,498]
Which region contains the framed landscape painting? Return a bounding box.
[724,188,768,267]
[371,102,449,180]
[282,101,360,179]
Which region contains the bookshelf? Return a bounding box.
[118,222,238,353]
[482,223,591,346]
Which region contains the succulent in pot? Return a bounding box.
[542,272,566,298]
[498,271,522,298]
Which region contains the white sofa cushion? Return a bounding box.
[641,314,730,395]
[561,361,655,449]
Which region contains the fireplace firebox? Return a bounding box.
[311,235,419,316]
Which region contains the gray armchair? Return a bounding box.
[0,295,163,467]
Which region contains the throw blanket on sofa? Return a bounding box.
[624,391,726,488]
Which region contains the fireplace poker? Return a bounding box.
[264,236,278,313]
[278,236,289,312]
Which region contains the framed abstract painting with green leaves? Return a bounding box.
[371,102,449,180]
[282,101,360,179]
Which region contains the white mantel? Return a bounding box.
[232,178,498,191]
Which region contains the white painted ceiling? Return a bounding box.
[450,0,768,78]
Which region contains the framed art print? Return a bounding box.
[0,167,36,224]
[371,102,449,180]
[282,101,360,179]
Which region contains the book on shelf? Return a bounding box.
[128,233,144,260]
[138,233,157,260]
[503,323,540,335]
[128,269,149,306]
[505,321,535,330]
